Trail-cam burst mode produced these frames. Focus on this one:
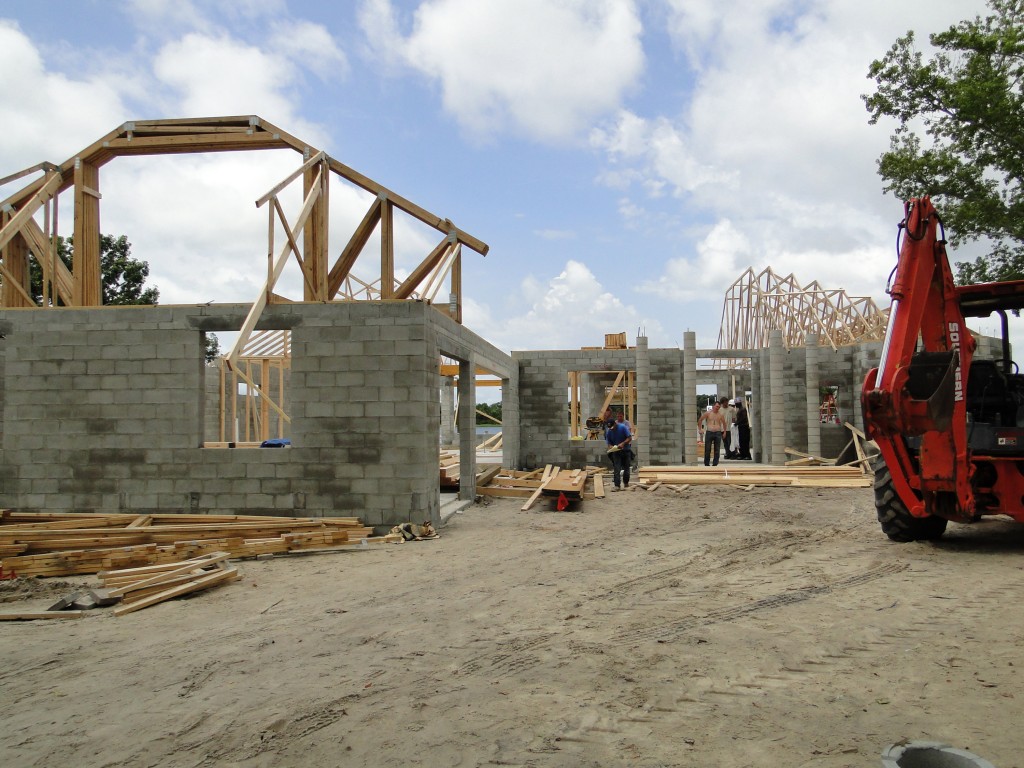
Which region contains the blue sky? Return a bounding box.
[0,0,991,355]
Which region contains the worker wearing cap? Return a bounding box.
[606,413,633,490]
[720,397,737,459]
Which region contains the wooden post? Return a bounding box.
[0,211,32,307]
[73,158,101,306]
[219,361,226,442]
[303,159,328,301]
[260,358,271,442]
[380,197,394,298]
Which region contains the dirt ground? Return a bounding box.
[2,482,1023,768]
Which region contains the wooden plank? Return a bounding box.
[593,474,605,498]
[475,486,534,499]
[107,552,232,598]
[521,483,548,511]
[113,565,240,616]
[0,611,87,621]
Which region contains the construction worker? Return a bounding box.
[697,400,727,466]
[606,413,633,490]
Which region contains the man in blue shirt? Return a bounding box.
[606,413,633,490]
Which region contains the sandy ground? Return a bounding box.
[2,481,1023,768]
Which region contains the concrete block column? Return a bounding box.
[440,377,456,447]
[768,330,786,464]
[635,336,649,467]
[457,356,476,501]
[501,366,520,471]
[749,356,761,461]
[805,333,821,456]
[682,331,697,464]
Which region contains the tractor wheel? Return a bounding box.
[872,455,948,542]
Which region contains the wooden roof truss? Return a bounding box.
[715,267,888,362]
[0,116,487,321]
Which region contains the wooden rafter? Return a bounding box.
[0,116,489,314]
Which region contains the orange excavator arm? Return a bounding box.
[861,197,975,521]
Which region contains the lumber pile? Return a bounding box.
[476,465,606,507]
[99,551,240,616]
[0,511,381,578]
[440,450,460,488]
[636,464,872,488]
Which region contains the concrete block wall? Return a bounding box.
[0,301,512,529]
[647,350,684,464]
[514,348,636,468]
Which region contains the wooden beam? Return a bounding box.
[394,234,453,300]
[0,211,32,306]
[380,198,394,299]
[0,170,63,253]
[303,160,329,301]
[73,159,101,306]
[325,156,489,256]
[227,170,322,369]
[327,196,381,298]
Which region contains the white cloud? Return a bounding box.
[359,0,645,142]
[268,20,349,80]
[0,22,130,174]
[592,0,990,317]
[153,33,301,122]
[464,260,664,350]
[638,220,752,301]
[534,229,576,241]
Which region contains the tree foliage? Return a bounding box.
[203,333,221,365]
[476,401,503,425]
[863,0,1024,282]
[31,234,159,305]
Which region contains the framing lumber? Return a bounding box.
[1,116,489,314]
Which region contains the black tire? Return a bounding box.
[872,455,948,542]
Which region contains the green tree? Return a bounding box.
[204,333,221,365]
[863,0,1024,282]
[31,234,160,305]
[476,401,502,425]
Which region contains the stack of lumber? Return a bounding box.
[0,511,378,578]
[636,464,872,488]
[98,551,240,616]
[440,450,460,488]
[476,465,606,507]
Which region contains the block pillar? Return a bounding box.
[457,356,476,501]
[805,333,821,457]
[682,331,697,464]
[440,377,456,447]
[635,335,649,467]
[768,329,786,464]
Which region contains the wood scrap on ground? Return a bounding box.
[636,464,871,488]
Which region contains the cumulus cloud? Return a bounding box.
[638,220,753,301]
[359,0,645,142]
[0,21,130,173]
[591,0,988,313]
[463,260,664,350]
